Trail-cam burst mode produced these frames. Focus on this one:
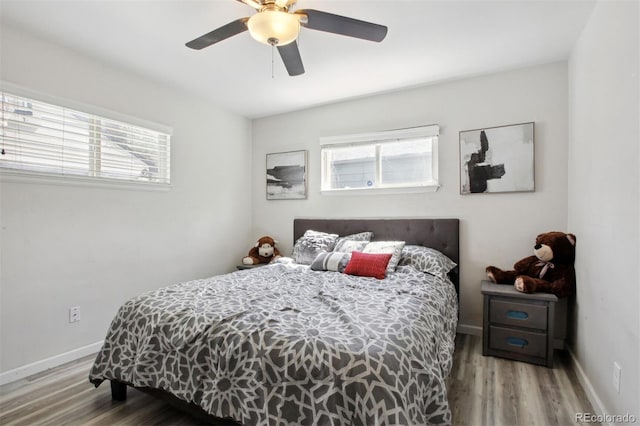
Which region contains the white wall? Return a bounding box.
[0,26,253,374]
[251,62,569,331]
[568,1,639,420]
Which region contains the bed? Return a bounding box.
[89,218,460,425]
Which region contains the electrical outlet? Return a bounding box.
[613,362,621,393]
[69,306,81,323]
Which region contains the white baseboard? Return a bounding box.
[0,341,103,386]
[457,323,482,336]
[567,347,611,426]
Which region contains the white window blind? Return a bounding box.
[320,125,439,192]
[0,91,171,186]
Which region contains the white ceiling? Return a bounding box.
[1,0,596,118]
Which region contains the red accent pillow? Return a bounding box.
[344,251,393,280]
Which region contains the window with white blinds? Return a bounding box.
[0,91,171,187]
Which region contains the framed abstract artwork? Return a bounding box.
[459,122,534,194]
[266,150,307,200]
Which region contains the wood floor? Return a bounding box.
[446,334,597,426]
[0,334,597,426]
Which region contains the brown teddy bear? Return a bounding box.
[486,231,576,298]
[242,236,281,265]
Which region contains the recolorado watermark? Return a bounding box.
[576,412,637,423]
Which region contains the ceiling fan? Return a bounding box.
[185,0,388,76]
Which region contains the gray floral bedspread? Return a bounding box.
[89,259,458,425]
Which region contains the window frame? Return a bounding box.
[0,83,172,191]
[320,125,440,194]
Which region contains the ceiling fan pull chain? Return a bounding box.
[271,44,275,79]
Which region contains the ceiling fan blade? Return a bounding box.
[235,0,262,9]
[277,41,305,76]
[296,9,387,42]
[186,18,249,50]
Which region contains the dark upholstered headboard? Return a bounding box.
[293,218,460,294]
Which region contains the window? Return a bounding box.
[320,125,439,192]
[0,91,171,187]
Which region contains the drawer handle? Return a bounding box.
[507,310,529,320]
[506,337,529,348]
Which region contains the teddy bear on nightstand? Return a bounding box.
[242,236,281,265]
[486,231,577,298]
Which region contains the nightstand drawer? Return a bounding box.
[489,299,548,330]
[489,325,547,358]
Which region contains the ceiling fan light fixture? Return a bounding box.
[248,10,300,46]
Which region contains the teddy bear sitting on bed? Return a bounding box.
[486,231,576,298]
[242,236,281,265]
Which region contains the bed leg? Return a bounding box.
[110,380,127,401]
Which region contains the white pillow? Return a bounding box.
[362,241,406,273]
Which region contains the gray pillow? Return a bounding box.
[292,230,339,265]
[398,245,457,279]
[333,239,368,253]
[310,251,351,272]
[341,231,374,241]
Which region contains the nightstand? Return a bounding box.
[481,280,558,367]
[236,264,267,270]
